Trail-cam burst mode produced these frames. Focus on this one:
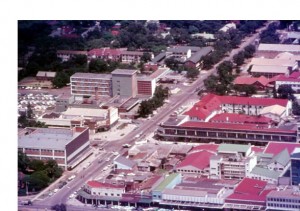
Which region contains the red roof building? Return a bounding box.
[209,113,273,126]
[87,181,124,189]
[264,142,300,156]
[190,143,219,154]
[176,150,216,175]
[184,94,289,121]
[275,71,300,93]
[225,178,274,208]
[233,76,270,90]
[88,48,123,61]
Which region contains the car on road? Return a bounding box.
[122,144,131,148]
[53,188,59,193]
[68,193,75,199]
[68,175,76,181]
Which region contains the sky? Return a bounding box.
[0,0,299,209]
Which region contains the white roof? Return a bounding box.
[275,52,300,61]
[18,127,80,150]
[62,107,108,118]
[258,44,300,52]
[36,71,57,78]
[260,105,286,116]
[250,58,296,67]
[251,65,289,74]
[219,23,236,32]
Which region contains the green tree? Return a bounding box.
[18,151,30,173]
[89,59,108,73]
[233,51,245,66]
[204,75,219,92]
[292,101,300,115]
[141,52,152,63]
[52,71,69,88]
[233,84,257,96]
[186,68,199,79]
[244,44,256,59]
[27,170,50,191]
[277,84,295,100]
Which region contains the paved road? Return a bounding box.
[19,21,273,210]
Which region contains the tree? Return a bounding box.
[52,71,69,88]
[217,61,234,81]
[51,204,67,211]
[277,84,295,100]
[18,151,30,173]
[88,59,108,73]
[292,101,300,115]
[164,57,180,70]
[141,52,152,63]
[260,22,280,44]
[233,84,257,96]
[186,68,199,79]
[233,51,245,66]
[27,170,50,191]
[244,44,256,59]
[204,75,219,92]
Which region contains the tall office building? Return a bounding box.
[111,69,137,97]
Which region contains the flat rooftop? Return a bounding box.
[111,69,137,75]
[71,72,112,79]
[18,127,82,150]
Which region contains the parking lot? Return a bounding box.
[18,92,57,118]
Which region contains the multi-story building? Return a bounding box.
[291,147,300,185]
[78,180,125,205]
[210,144,257,180]
[275,71,300,93]
[87,48,123,61]
[266,188,300,211]
[120,51,144,63]
[256,44,300,59]
[111,69,137,97]
[152,173,182,202]
[249,57,298,78]
[136,76,156,96]
[18,127,89,170]
[70,73,113,100]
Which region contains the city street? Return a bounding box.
[18,21,273,210]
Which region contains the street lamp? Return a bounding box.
[26,181,29,196]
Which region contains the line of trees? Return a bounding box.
[204,44,257,96]
[138,86,169,118]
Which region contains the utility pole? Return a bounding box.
[26,181,29,196]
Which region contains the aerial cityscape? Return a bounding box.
[17,20,300,211]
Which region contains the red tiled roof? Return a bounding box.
[209,113,272,125]
[179,121,296,134]
[184,94,222,120]
[184,94,288,121]
[88,48,122,57]
[234,76,270,87]
[191,144,219,153]
[176,150,216,170]
[251,146,265,153]
[226,178,272,203]
[264,142,300,155]
[219,95,288,107]
[276,71,300,82]
[87,181,124,189]
[144,64,158,71]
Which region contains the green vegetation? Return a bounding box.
[138,86,169,118]
[18,151,63,193]
[259,22,280,44]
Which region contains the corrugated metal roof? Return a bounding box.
[250,167,281,179]
[154,173,180,192]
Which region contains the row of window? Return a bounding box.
[268,198,300,203]
[268,203,300,208]
[92,192,121,197]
